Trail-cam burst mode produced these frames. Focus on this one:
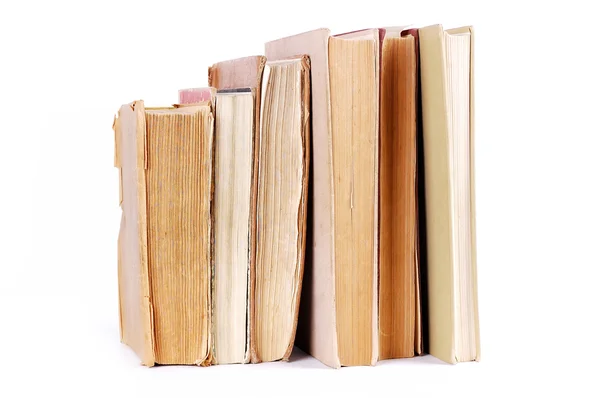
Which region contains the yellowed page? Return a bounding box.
[255,57,310,362]
[145,106,213,365]
[379,35,418,359]
[329,34,378,366]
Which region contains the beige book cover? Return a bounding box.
[419,24,480,364]
[266,29,339,368]
[114,100,214,366]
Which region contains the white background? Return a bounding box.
[1,0,599,396]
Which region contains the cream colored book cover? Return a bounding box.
[419,24,480,364]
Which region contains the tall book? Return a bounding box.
[378,26,423,360]
[419,24,480,364]
[254,55,311,362]
[113,100,214,366]
[266,29,380,367]
[204,56,265,364]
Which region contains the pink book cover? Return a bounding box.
[178,87,214,104]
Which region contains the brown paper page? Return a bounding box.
[378,35,418,359]
[329,29,379,366]
[402,28,424,356]
[265,29,340,368]
[145,106,213,365]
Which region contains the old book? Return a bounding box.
[266,29,379,367]
[266,29,337,368]
[378,27,423,359]
[329,29,380,366]
[205,56,266,364]
[113,100,214,366]
[419,24,480,364]
[254,55,311,363]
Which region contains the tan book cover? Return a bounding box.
[419,24,480,364]
[329,28,380,366]
[114,100,214,366]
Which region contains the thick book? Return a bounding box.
[419,24,480,364]
[254,55,311,362]
[379,26,423,360]
[205,55,265,364]
[266,29,380,367]
[113,100,214,366]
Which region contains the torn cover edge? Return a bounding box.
[133,100,155,366]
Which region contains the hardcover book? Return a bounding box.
[114,100,214,366]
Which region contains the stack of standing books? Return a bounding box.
[113,24,479,368]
